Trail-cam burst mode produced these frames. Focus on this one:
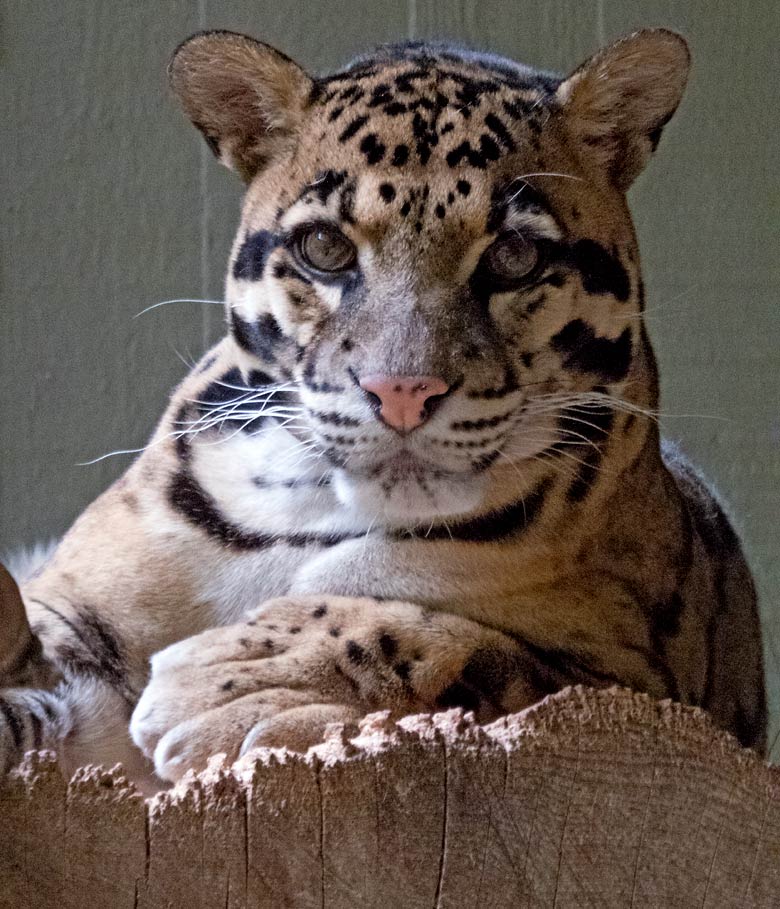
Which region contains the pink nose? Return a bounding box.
[359,374,450,433]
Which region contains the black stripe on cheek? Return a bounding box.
[564,240,630,301]
[169,471,274,551]
[192,367,281,435]
[230,310,286,362]
[551,319,633,384]
[169,465,349,551]
[407,477,552,542]
[232,230,281,281]
[554,398,614,448]
[567,445,606,503]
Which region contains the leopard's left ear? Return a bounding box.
[555,29,690,191]
[169,30,314,182]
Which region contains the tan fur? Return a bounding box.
[0,29,765,787]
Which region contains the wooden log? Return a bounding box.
[1,686,779,908]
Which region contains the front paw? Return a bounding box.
[129,598,375,781]
[130,594,516,782]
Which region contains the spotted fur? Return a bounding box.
[0,29,765,786]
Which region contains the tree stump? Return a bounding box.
[1,686,778,908]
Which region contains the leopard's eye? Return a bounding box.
[481,232,540,286]
[296,224,357,273]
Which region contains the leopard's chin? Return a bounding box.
[332,466,487,525]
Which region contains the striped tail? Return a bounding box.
[0,563,66,772]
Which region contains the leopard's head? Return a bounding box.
[170,29,689,524]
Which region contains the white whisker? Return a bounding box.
[134,298,224,319]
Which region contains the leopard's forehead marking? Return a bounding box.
[314,51,558,170]
[276,50,560,231]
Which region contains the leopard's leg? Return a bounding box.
[131,595,571,782]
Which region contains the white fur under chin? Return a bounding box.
[2,539,59,584]
[332,469,487,524]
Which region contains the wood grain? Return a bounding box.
[1,687,779,908]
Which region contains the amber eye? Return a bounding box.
[296,224,357,273]
[482,233,540,286]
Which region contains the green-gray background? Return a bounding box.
[2,2,778,751]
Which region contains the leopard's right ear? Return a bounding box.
[169,31,314,182]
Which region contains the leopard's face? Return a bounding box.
[172,32,689,524]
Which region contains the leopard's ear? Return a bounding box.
[555,29,690,191]
[169,30,314,182]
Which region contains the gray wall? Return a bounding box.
[2,2,778,749]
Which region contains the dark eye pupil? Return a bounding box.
[299,227,356,272]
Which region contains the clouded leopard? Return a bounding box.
[0,27,766,788]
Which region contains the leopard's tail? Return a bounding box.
[0,562,67,772]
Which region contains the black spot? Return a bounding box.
[650,593,685,639]
[289,626,301,634]
[565,240,630,301]
[346,640,368,665]
[338,85,364,103]
[456,179,471,196]
[379,182,396,203]
[328,105,344,122]
[329,627,342,638]
[341,338,354,352]
[434,203,446,219]
[312,604,328,618]
[484,112,516,151]
[551,320,633,384]
[221,680,235,692]
[339,115,369,142]
[392,144,410,166]
[360,133,386,165]
[437,682,482,714]
[367,82,393,107]
[502,97,532,120]
[232,231,280,281]
[446,134,501,169]
[393,661,411,681]
[400,200,411,217]
[239,638,251,648]
[441,122,455,134]
[378,633,398,660]
[308,169,347,205]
